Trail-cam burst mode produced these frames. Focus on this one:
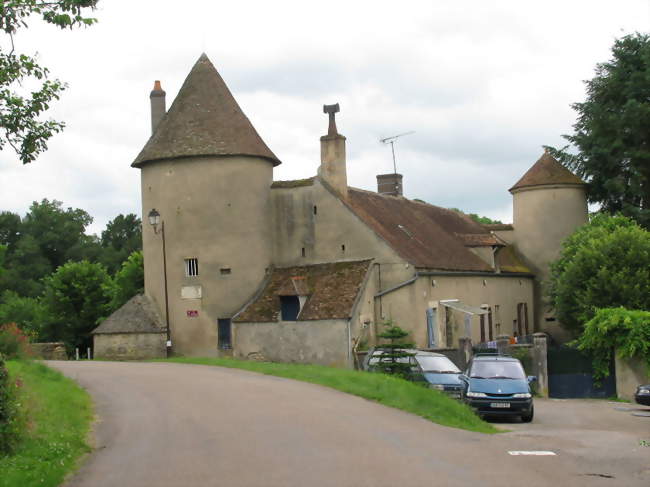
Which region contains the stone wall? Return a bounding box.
[30,342,67,360]
[234,319,350,367]
[93,333,166,360]
[615,354,649,400]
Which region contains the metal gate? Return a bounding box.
[547,346,616,398]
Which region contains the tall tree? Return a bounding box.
[0,0,98,163]
[548,33,650,229]
[100,213,142,274]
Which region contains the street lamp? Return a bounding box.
[148,208,171,356]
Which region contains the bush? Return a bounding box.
[576,307,650,380]
[0,323,32,359]
[0,356,23,455]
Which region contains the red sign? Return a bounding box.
[187,310,199,317]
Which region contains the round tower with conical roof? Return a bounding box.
[133,54,281,356]
[510,151,587,339]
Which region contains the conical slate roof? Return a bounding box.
[509,152,584,192]
[132,54,281,167]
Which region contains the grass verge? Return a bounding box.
[0,361,93,487]
[159,357,498,434]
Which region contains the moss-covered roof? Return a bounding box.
[270,177,315,189]
[92,295,165,335]
[234,260,372,322]
[509,152,584,192]
[132,54,280,168]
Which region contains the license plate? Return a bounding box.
[491,402,510,408]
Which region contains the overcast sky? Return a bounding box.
[1,0,649,235]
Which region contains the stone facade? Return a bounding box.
[94,333,166,361]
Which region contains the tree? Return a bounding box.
[40,260,111,351]
[448,208,503,225]
[548,33,650,229]
[108,250,143,312]
[100,214,142,274]
[549,214,650,335]
[1,1,98,163]
[0,290,45,337]
[374,320,416,380]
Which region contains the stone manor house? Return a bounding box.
[92,54,588,365]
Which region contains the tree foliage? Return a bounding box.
[0,0,98,163]
[40,260,111,351]
[108,250,143,312]
[448,208,502,225]
[576,307,650,380]
[0,290,45,337]
[548,33,650,229]
[374,320,416,380]
[549,214,650,335]
[100,214,142,274]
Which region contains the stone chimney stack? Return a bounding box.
[318,103,347,198]
[376,173,403,196]
[150,80,166,134]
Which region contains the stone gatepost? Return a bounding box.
[532,332,549,397]
[458,337,473,371]
[496,335,510,356]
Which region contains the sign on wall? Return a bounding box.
[187,310,199,318]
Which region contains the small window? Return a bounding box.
[220,268,231,275]
[301,247,305,257]
[185,258,199,276]
[280,296,300,321]
[341,244,345,252]
[313,205,318,215]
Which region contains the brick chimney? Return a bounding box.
[376,173,403,196]
[150,80,166,134]
[318,103,347,198]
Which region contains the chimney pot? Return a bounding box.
[150,80,166,134]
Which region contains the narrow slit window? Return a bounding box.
[313,205,318,215]
[220,268,231,275]
[341,244,345,252]
[301,247,305,257]
[185,258,199,277]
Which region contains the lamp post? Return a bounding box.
[148,208,171,357]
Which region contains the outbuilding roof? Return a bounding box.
[92,294,165,335]
[234,260,372,322]
[132,53,280,168]
[509,152,584,192]
[345,188,496,272]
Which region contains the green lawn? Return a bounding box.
[160,357,498,434]
[0,361,93,487]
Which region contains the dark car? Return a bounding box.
[635,384,650,406]
[363,349,463,398]
[460,355,535,422]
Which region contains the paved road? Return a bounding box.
[49,361,649,487]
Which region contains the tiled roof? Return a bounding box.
[482,223,514,231]
[133,54,280,168]
[92,295,165,334]
[454,233,503,247]
[345,189,494,271]
[509,152,584,192]
[271,177,315,189]
[234,260,372,322]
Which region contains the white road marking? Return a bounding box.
[508,451,557,456]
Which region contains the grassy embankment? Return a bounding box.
[161,357,498,434]
[0,361,93,487]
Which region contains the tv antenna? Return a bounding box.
[380,131,415,174]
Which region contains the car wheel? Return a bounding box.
[521,406,534,423]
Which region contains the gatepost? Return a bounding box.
[532,333,549,397]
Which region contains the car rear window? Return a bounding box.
[470,360,526,380]
[415,356,460,373]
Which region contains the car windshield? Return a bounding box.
[415,356,460,373]
[470,360,525,380]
